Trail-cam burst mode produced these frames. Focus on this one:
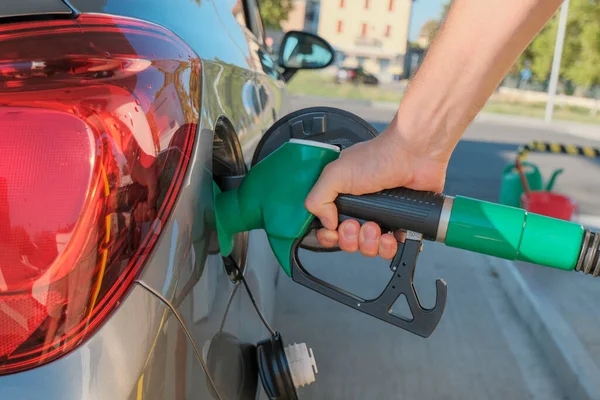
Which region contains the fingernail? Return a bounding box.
[343,224,358,241]
[364,225,377,241]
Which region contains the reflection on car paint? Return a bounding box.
[0,14,201,374]
[1,0,286,397]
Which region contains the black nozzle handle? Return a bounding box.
[334,188,446,241]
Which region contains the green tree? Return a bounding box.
[522,0,600,88]
[427,1,453,44]
[419,19,439,46]
[260,0,294,30]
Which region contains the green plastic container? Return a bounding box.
[498,162,543,207]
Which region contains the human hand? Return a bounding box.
[304,119,449,260]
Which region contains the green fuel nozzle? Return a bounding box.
[214,139,340,275]
[214,138,598,338]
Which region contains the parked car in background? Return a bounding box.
[335,67,379,85]
[0,1,333,399]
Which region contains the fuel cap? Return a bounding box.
[252,106,378,166]
[257,331,320,400]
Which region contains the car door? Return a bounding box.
[171,2,284,399]
[63,1,283,398]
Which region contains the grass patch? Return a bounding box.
[288,71,600,125]
[287,70,403,103]
[483,101,600,125]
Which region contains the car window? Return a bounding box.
[244,0,265,45]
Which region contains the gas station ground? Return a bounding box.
[273,95,600,400]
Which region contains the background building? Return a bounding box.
[317,0,413,81]
[280,0,308,32]
[266,0,320,52]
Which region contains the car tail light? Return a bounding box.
[0,15,200,374]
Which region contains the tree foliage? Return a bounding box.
[521,0,600,88]
[259,0,294,30]
[426,1,453,45]
[419,19,438,45]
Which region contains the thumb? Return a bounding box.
[304,164,341,231]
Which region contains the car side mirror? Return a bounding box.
[278,31,335,82]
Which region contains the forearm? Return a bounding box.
[394,0,563,161]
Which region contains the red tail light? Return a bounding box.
[0,15,200,374]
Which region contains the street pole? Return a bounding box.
[545,0,570,123]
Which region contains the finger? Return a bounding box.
[379,233,398,260]
[359,222,381,257]
[337,219,360,252]
[304,164,341,230]
[316,228,338,248]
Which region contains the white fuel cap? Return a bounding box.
[284,342,318,388]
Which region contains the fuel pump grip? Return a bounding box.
[213,107,599,340]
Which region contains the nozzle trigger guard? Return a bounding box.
[290,228,447,338]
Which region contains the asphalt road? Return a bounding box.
[272,95,600,400]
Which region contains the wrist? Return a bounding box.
[386,110,454,165]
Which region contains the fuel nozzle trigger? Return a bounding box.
[289,225,447,338]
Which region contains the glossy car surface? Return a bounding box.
[0,0,321,398]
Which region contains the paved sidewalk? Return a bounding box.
[512,260,600,400]
[288,95,600,140]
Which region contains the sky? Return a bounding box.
[409,0,446,41]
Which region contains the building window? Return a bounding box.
[337,20,343,33]
[388,0,394,11]
[378,58,390,71]
[361,23,367,36]
[365,0,370,9]
[335,51,346,66]
[385,25,391,37]
[340,0,344,8]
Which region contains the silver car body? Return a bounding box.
[0,0,285,398]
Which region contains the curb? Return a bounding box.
[493,259,600,400]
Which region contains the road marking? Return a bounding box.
[137,374,144,400]
[490,257,600,400]
[467,252,565,400]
